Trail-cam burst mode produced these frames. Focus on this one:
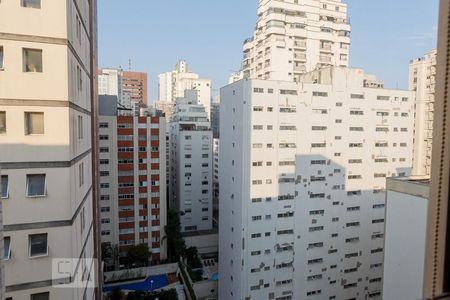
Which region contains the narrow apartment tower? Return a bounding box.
[409,49,437,176]
[0,0,100,299]
[98,98,167,266]
[219,67,414,300]
[169,90,213,232]
[242,0,351,81]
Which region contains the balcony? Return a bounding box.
[319,55,332,63]
[294,41,307,48]
[294,53,307,60]
[320,44,333,52]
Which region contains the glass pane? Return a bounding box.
[0,111,5,134]
[23,0,41,9]
[30,292,49,300]
[29,234,47,256]
[4,237,10,259]
[1,175,8,198]
[26,112,44,134]
[27,174,46,196]
[23,49,42,72]
[0,46,3,69]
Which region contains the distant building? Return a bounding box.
[409,49,437,176]
[169,90,213,232]
[158,60,211,119]
[219,67,415,300]
[99,97,167,264]
[383,177,429,300]
[241,0,351,82]
[123,71,148,105]
[211,101,220,139]
[99,68,148,115]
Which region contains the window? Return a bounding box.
[29,233,48,257]
[80,207,85,233]
[1,175,8,198]
[78,115,83,139]
[22,0,41,8]
[23,48,43,72]
[0,111,5,134]
[31,292,50,300]
[77,65,83,91]
[25,112,44,134]
[4,236,10,260]
[27,174,46,197]
[79,163,84,187]
[0,46,3,70]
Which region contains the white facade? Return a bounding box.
[219,67,415,300]
[213,138,220,200]
[409,49,437,176]
[158,60,212,119]
[169,91,213,232]
[98,68,132,114]
[383,177,429,300]
[242,0,351,82]
[0,0,98,299]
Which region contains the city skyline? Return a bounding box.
[98,0,438,102]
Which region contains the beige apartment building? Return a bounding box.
[409,49,437,176]
[0,0,100,299]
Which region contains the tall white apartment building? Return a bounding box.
[242,0,351,82]
[409,49,437,176]
[219,67,414,300]
[169,90,213,232]
[0,0,99,299]
[158,60,212,119]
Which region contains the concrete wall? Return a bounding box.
[383,180,429,300]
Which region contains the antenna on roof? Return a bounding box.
[128,59,132,71]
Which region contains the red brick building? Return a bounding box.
[99,101,167,265]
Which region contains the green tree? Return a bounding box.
[123,244,151,268]
[165,209,186,262]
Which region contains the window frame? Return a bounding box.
[21,0,41,9]
[4,236,11,260]
[1,175,9,199]
[0,46,4,70]
[23,48,43,72]
[28,233,49,258]
[24,112,45,135]
[26,174,47,198]
[0,111,6,134]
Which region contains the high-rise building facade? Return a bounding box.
[99,68,148,114]
[409,49,437,177]
[122,71,148,105]
[169,91,213,232]
[219,67,414,300]
[242,0,351,82]
[158,60,212,119]
[0,0,100,299]
[98,99,167,263]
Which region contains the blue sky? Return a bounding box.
[98,0,439,102]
